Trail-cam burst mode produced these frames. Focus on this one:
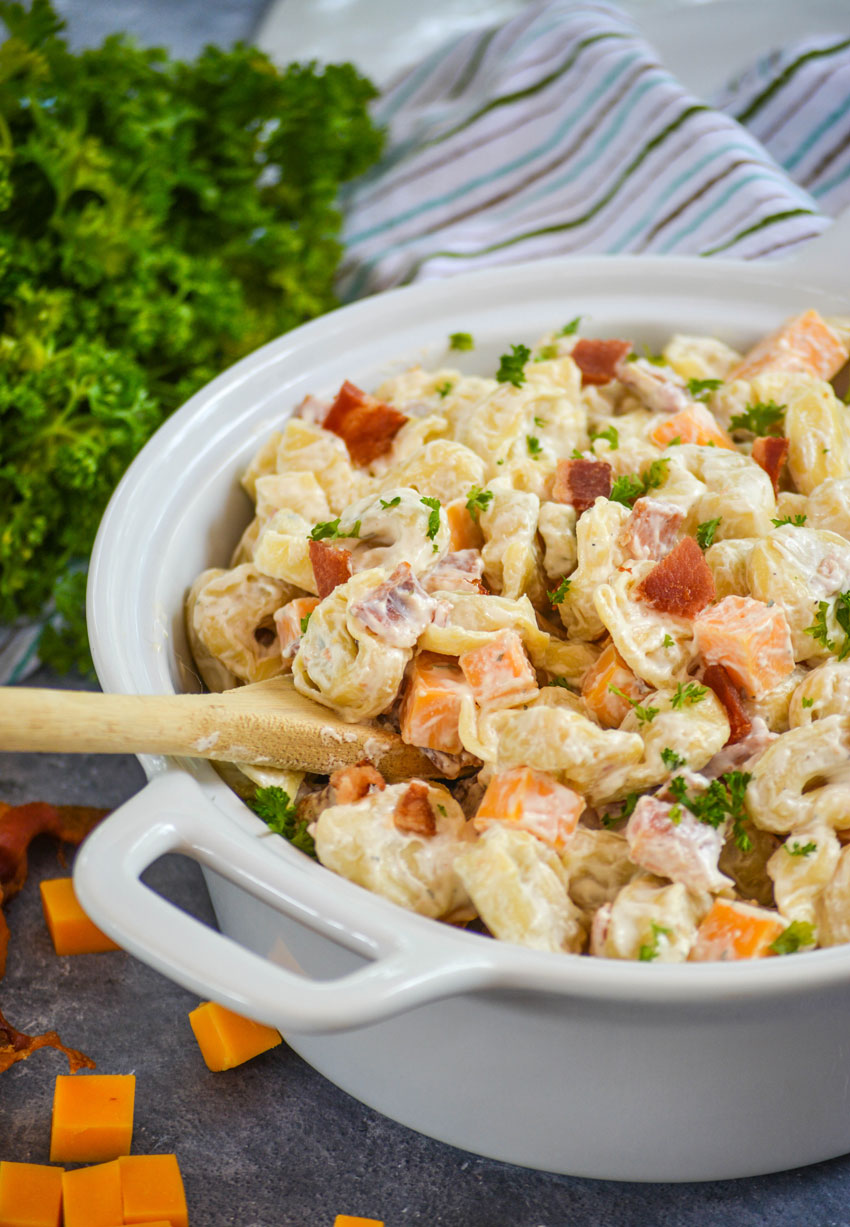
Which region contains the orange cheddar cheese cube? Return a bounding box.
[274,596,320,662]
[119,1155,188,1227]
[581,642,645,728]
[39,877,121,956]
[0,1162,63,1227]
[50,1074,135,1163]
[62,1160,123,1227]
[474,767,584,850]
[188,1001,282,1072]
[649,402,734,450]
[400,652,468,755]
[334,1218,385,1227]
[459,629,538,709]
[688,899,786,962]
[694,595,794,699]
[445,499,483,552]
[728,309,848,382]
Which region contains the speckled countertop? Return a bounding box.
[4,2,850,1223]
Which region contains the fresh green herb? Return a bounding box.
[601,792,639,828]
[546,676,573,689]
[465,485,494,523]
[548,576,572,605]
[669,804,682,825]
[559,317,581,336]
[379,496,401,509]
[590,425,619,450]
[570,447,586,460]
[435,380,454,398]
[420,496,442,540]
[309,518,361,541]
[686,377,723,402]
[824,446,831,455]
[695,518,721,550]
[0,2,383,671]
[496,343,531,387]
[671,681,708,709]
[666,436,683,447]
[609,458,671,506]
[608,685,659,724]
[771,514,807,527]
[251,787,316,858]
[805,600,835,652]
[534,343,559,362]
[661,747,686,770]
[526,435,543,458]
[668,770,753,850]
[804,592,850,661]
[639,921,672,962]
[729,400,786,435]
[662,633,675,648]
[533,415,547,428]
[299,612,312,634]
[786,840,817,857]
[769,920,815,956]
[437,804,447,817]
[449,331,474,351]
[801,696,814,708]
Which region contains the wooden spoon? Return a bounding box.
[0,676,450,781]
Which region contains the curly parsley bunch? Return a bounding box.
[0,0,383,670]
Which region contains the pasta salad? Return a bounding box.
[186,309,850,963]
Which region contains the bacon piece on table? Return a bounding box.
[309,540,352,599]
[635,535,715,619]
[393,781,437,837]
[350,562,437,648]
[323,381,408,466]
[702,662,752,745]
[571,338,633,386]
[751,435,789,496]
[620,497,684,562]
[552,458,613,515]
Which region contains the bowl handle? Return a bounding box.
[73,771,498,1034]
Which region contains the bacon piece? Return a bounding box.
[751,435,789,496]
[329,762,386,805]
[393,781,437,837]
[620,497,684,561]
[703,662,752,746]
[625,795,731,893]
[552,458,612,515]
[323,381,408,466]
[0,1004,95,1074]
[350,562,437,648]
[421,550,486,596]
[635,535,715,619]
[0,802,107,904]
[308,540,352,599]
[571,338,633,386]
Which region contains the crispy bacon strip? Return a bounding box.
[323,381,408,466]
[328,763,386,806]
[309,540,352,599]
[751,435,789,496]
[635,535,716,619]
[552,458,612,515]
[393,781,436,837]
[350,562,437,648]
[1,802,108,905]
[0,1004,95,1074]
[703,663,752,746]
[571,338,633,386]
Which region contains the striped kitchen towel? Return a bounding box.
[338,0,849,299]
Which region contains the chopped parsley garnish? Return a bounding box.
[729,399,786,435]
[449,331,474,351]
[420,496,442,540]
[668,770,753,850]
[601,792,639,828]
[639,921,672,962]
[671,681,708,709]
[546,676,575,690]
[590,425,619,450]
[805,601,835,652]
[299,612,312,634]
[534,343,559,362]
[435,379,454,398]
[559,317,581,336]
[465,485,494,522]
[661,747,686,770]
[801,696,814,708]
[608,685,659,724]
[309,517,360,541]
[662,633,675,648]
[771,514,807,528]
[496,343,531,387]
[769,920,815,956]
[686,377,723,402]
[437,804,447,817]
[379,496,401,509]
[786,840,817,857]
[666,436,683,447]
[527,435,543,457]
[609,458,670,506]
[251,787,316,858]
[570,447,586,460]
[695,518,721,550]
[548,576,572,605]
[805,592,850,660]
[533,416,547,427]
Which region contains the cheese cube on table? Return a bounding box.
[62,1160,123,1227]
[334,1218,385,1227]
[0,1162,63,1227]
[119,1154,188,1227]
[39,878,121,955]
[50,1074,135,1163]
[188,1001,282,1071]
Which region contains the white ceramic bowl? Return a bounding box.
[76,248,850,1182]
